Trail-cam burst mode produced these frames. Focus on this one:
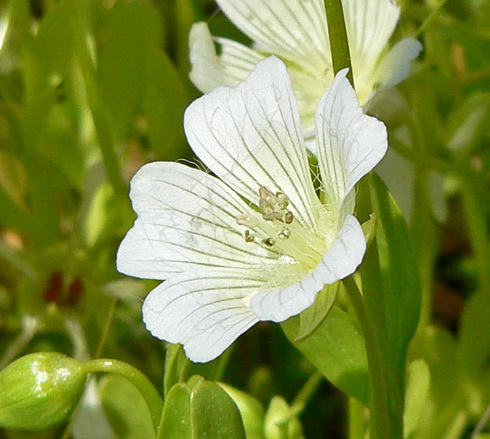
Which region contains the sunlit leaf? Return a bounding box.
[282,306,369,405]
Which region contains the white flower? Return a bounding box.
[189,0,422,134]
[117,57,387,362]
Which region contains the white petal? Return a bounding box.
[343,0,400,73]
[216,0,329,74]
[184,56,322,232]
[117,162,281,280]
[315,69,388,216]
[376,38,423,90]
[250,215,366,322]
[189,23,264,93]
[143,270,260,362]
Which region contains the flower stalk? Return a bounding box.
[343,276,391,439]
[323,0,354,85]
[84,359,163,433]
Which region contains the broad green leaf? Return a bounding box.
[99,2,162,142]
[99,374,154,439]
[191,380,246,439]
[158,377,246,439]
[35,1,74,79]
[361,174,421,391]
[296,283,339,341]
[143,50,188,160]
[157,383,192,439]
[458,291,490,379]
[282,306,369,405]
[404,359,430,439]
[218,384,265,439]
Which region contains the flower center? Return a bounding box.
[235,186,326,271]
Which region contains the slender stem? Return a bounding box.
[460,178,490,294]
[323,0,354,86]
[95,296,118,358]
[70,4,127,199]
[415,0,449,38]
[343,277,391,439]
[291,370,323,413]
[348,397,366,439]
[84,359,164,433]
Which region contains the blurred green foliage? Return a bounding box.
[1,0,490,438]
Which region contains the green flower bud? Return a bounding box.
[0,352,87,430]
[264,396,304,439]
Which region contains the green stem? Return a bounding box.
[348,397,366,439]
[324,0,354,86]
[343,277,391,439]
[291,370,323,413]
[460,178,490,294]
[84,359,164,433]
[70,5,127,199]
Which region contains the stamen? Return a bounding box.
[262,237,276,247]
[236,213,258,228]
[277,227,291,240]
[284,211,294,224]
[276,192,289,210]
[244,230,255,243]
[263,211,284,222]
[259,186,276,212]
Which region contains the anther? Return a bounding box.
[236,213,258,228]
[262,237,276,247]
[263,211,284,222]
[276,192,289,210]
[284,211,294,224]
[244,230,255,243]
[277,228,291,240]
[259,186,276,212]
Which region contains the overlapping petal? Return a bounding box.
[143,269,260,362]
[189,0,421,134]
[184,56,323,232]
[315,69,388,220]
[250,214,365,322]
[375,38,423,90]
[116,162,282,280]
[216,0,329,74]
[189,23,265,93]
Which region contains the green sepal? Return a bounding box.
[296,283,339,341]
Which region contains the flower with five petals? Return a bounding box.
[117,57,387,362]
[190,0,422,135]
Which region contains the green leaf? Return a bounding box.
[99,1,162,141]
[404,359,430,439]
[157,383,192,439]
[296,283,339,341]
[218,384,265,439]
[35,1,74,79]
[360,174,421,417]
[282,306,369,405]
[143,50,188,160]
[99,374,155,439]
[458,291,490,379]
[191,380,246,439]
[158,377,246,439]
